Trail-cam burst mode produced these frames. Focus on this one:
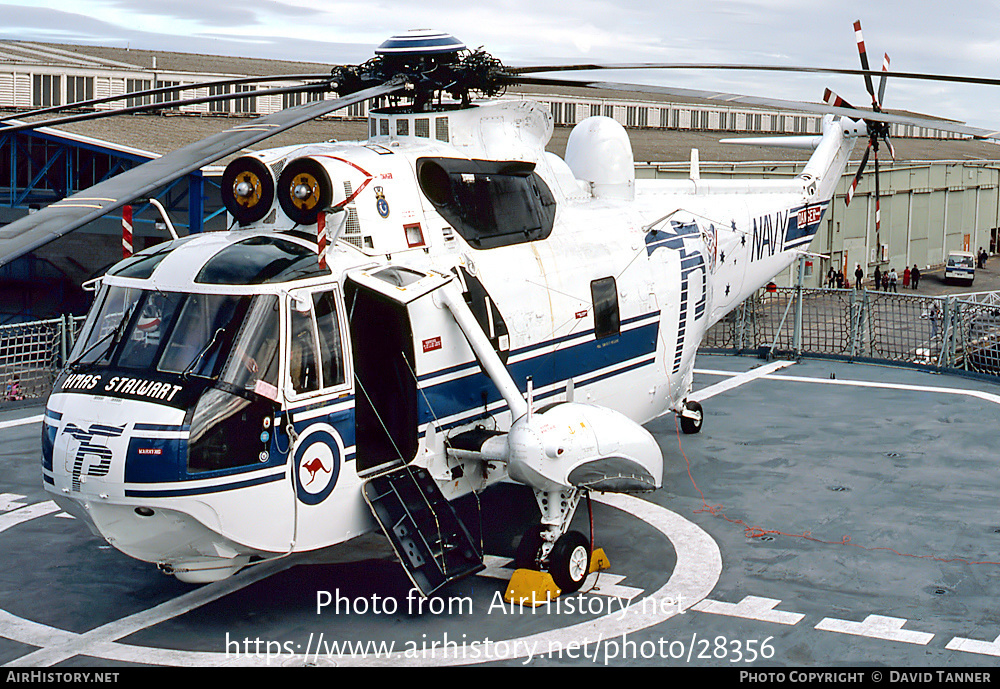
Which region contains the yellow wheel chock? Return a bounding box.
[503,548,611,606]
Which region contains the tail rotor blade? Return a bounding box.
[846,143,871,207]
[874,144,881,239]
[854,20,877,105]
[877,53,890,108]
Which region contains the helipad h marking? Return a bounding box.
[0,415,43,430]
[694,367,1000,407]
[0,493,27,511]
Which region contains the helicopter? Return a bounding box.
[3,25,997,595]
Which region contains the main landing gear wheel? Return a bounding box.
[680,400,703,435]
[548,530,591,594]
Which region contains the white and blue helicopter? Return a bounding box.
[2,26,994,594]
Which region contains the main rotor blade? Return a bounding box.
[823,88,857,111]
[0,81,335,135]
[0,72,335,123]
[507,62,1000,89]
[508,74,1000,140]
[0,79,405,268]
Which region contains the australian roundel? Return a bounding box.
[293,426,343,505]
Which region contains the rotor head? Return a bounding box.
[335,30,507,110]
[375,29,467,61]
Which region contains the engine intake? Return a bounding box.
[277,157,335,226]
[221,156,276,226]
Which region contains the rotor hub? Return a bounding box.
[375,29,466,60]
[330,29,507,111]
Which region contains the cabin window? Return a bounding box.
[313,291,346,388]
[591,277,620,339]
[289,307,320,395]
[416,157,556,250]
[287,289,349,397]
[196,236,330,285]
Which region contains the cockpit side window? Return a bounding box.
[68,285,142,368]
[221,295,280,395]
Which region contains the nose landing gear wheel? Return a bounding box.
[549,530,591,594]
[680,400,703,434]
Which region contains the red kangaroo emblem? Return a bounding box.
[302,457,330,485]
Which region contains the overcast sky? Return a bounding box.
[2,0,1000,132]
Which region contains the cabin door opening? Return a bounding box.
[344,281,418,477]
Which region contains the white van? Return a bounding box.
[945,251,975,284]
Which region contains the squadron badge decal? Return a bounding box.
[374,186,390,218]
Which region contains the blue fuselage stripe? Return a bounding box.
[124,471,285,498]
[418,320,659,426]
